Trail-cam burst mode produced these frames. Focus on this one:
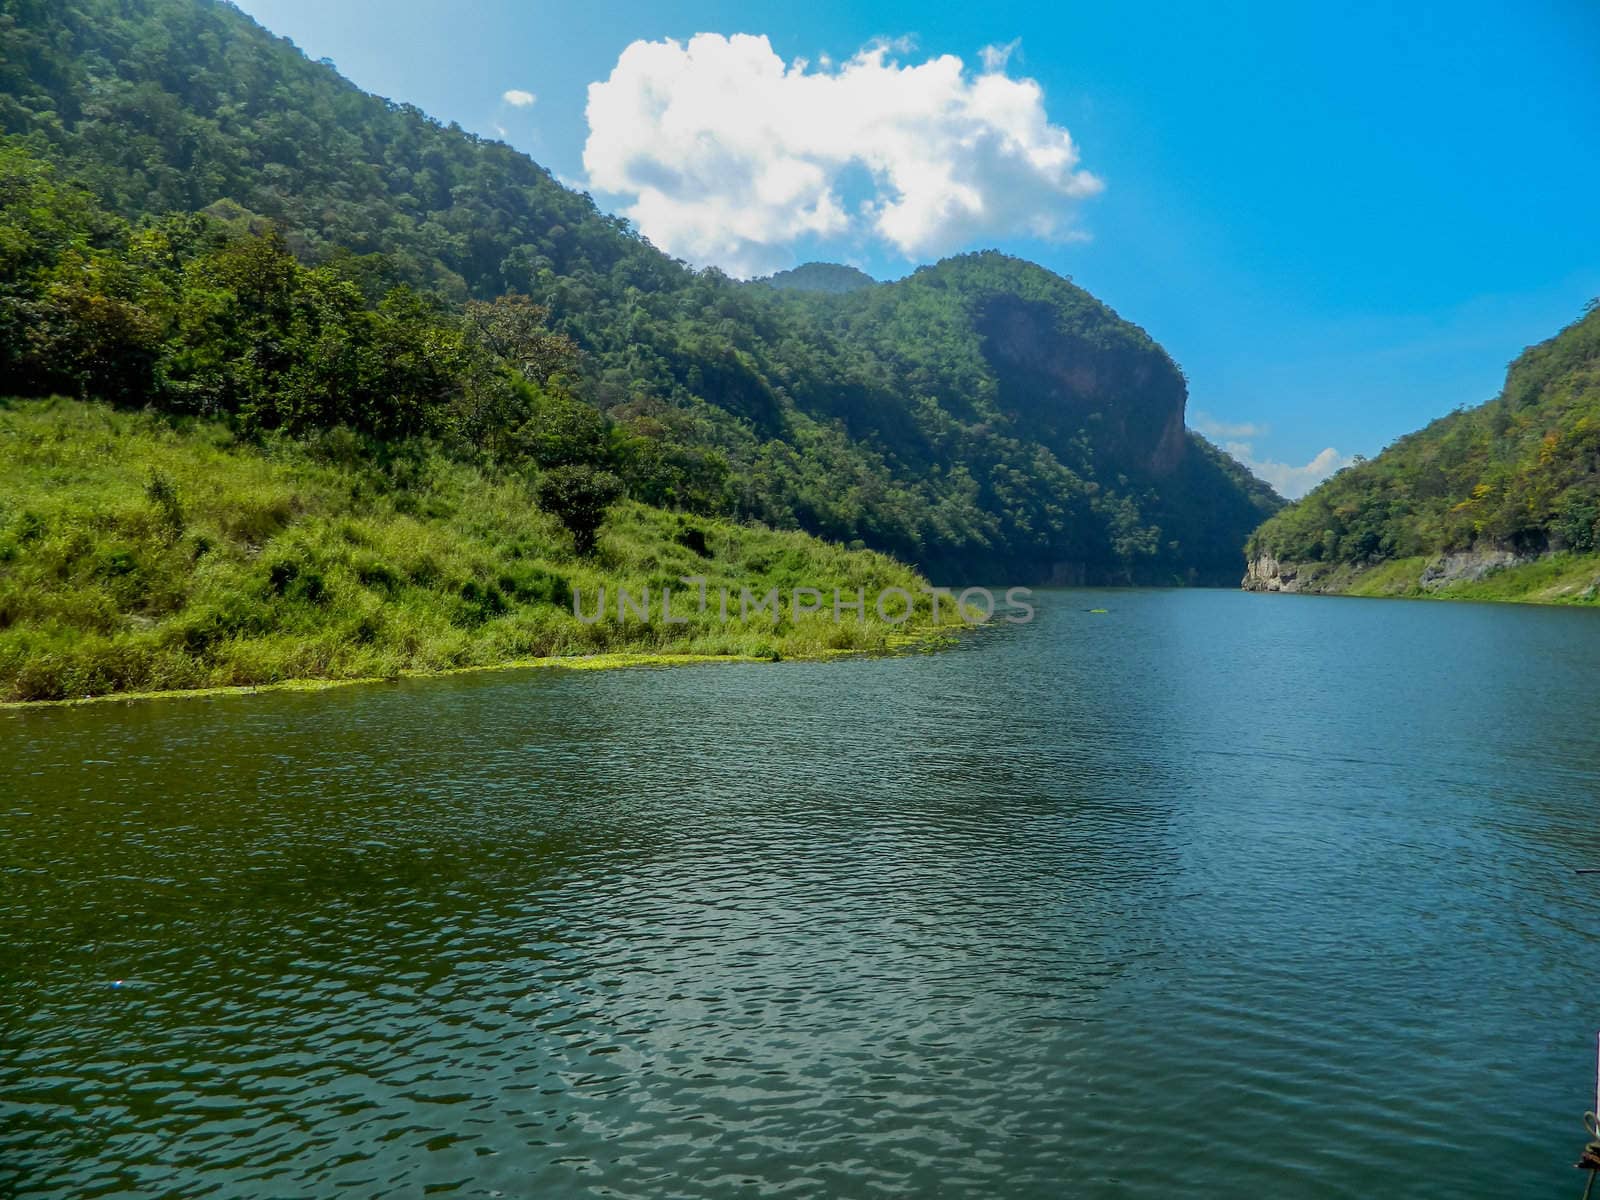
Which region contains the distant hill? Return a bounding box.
[0,0,1281,584]
[761,263,878,294]
[1244,306,1600,602]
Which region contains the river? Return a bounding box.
[5,588,1600,1197]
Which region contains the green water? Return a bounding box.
[5,589,1600,1197]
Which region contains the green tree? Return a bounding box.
[533,465,625,555]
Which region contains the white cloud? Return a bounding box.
[502,88,537,107]
[1223,441,1353,499]
[980,39,1021,74]
[582,33,1101,276]
[1193,413,1352,497]
[1191,411,1269,440]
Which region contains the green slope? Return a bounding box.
[760,263,878,295]
[0,0,1280,583]
[1244,306,1600,602]
[0,398,956,703]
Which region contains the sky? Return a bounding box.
[234,0,1600,497]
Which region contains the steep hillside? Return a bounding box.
[0,0,1281,583]
[1244,305,1600,602]
[773,254,1280,579]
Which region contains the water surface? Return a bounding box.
[5,589,1600,1197]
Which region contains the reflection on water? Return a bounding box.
[4,589,1600,1197]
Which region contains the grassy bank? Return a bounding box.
[0,398,959,703]
[0,651,850,712]
[1261,553,1600,605]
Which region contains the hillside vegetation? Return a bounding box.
[0,399,953,703]
[0,0,1280,583]
[761,263,878,295]
[1245,306,1600,602]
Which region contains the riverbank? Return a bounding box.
[1242,549,1600,605]
[0,635,961,712]
[0,398,960,703]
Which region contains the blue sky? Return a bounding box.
[234,0,1600,496]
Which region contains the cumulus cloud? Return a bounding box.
[1223,441,1353,499]
[1192,413,1352,497]
[501,88,537,107]
[582,33,1101,276]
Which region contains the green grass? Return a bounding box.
[1428,553,1600,604]
[1340,557,1432,597]
[1305,552,1600,604]
[0,398,961,703]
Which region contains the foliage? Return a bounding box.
[0,0,1280,583]
[1248,307,1600,569]
[533,465,624,555]
[0,148,567,447]
[760,263,877,294]
[0,398,958,702]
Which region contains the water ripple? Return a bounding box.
[4,590,1600,1197]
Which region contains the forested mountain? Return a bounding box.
[0,0,1280,583]
[761,263,878,295]
[1245,306,1600,599]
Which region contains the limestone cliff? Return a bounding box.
[977,292,1188,477]
[1240,546,1583,599]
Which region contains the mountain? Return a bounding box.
[0,0,1281,585]
[1244,305,1600,602]
[761,263,878,295]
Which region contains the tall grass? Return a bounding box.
[0,398,956,702]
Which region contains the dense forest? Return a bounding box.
[1245,305,1600,598]
[0,0,1279,585]
[760,263,878,295]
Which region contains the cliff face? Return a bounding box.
[775,252,1280,583]
[1242,553,1301,592]
[1241,547,1546,595]
[977,294,1188,476]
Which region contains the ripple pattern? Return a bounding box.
[4,589,1600,1197]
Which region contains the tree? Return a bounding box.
[512,386,609,468]
[533,465,625,555]
[463,294,578,384]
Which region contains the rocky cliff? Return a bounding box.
[977,293,1189,476]
[1241,546,1573,598]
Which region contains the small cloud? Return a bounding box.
[1192,411,1269,440]
[871,34,919,55]
[980,39,1021,74]
[502,88,537,107]
[1223,441,1353,499]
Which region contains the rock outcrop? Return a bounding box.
[1242,546,1538,595]
[1416,549,1526,590]
[1242,553,1301,592]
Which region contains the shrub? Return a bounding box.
[532,465,624,556]
[144,470,185,541]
